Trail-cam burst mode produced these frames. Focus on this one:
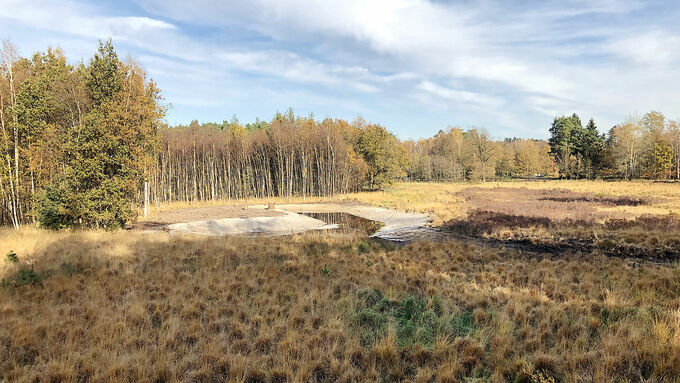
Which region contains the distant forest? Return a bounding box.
[2,41,680,228]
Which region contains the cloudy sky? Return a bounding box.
[1,0,679,139]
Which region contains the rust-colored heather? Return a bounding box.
[454,187,655,222]
[442,187,680,259]
[343,181,680,225]
[1,229,679,382]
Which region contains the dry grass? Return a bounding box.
[336,181,680,259]
[2,229,680,382]
[433,186,680,259]
[344,180,680,225]
[344,183,469,225]
[146,181,680,226]
[3,181,680,382]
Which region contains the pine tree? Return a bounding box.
[549,114,582,178]
[578,118,605,179]
[36,40,163,229]
[86,40,121,106]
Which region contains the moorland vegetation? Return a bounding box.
[2,228,680,382]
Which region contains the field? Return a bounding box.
[2,181,680,382]
[348,180,680,224]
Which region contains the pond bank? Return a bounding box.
[152,203,434,242]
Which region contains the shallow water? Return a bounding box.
[299,212,383,235]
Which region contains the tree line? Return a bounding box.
[150,114,407,204]
[404,111,680,182]
[547,112,680,180]
[0,39,409,227]
[2,40,680,229]
[404,127,556,181]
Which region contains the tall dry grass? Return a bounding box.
[1,228,679,382]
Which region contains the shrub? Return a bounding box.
[5,250,18,264]
[1,269,43,288]
[36,175,134,230]
[35,177,73,230]
[450,310,476,337]
[358,240,370,254]
[352,290,450,348]
[353,308,388,345]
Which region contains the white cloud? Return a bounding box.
[2,0,680,137]
[0,0,208,61]
[0,0,174,37]
[418,81,503,108]
[607,30,680,67]
[218,50,381,92]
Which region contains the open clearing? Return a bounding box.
[137,181,680,259]
[2,181,680,382]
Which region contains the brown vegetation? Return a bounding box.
[455,187,653,221]
[1,229,679,382]
[444,186,680,260]
[342,180,680,226]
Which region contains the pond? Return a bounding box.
[299,212,384,235]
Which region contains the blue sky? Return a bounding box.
[1,0,680,139]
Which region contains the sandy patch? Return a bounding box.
[132,205,285,230]
[165,210,337,236]
[156,202,434,242]
[272,203,433,241]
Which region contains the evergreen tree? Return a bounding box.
[548,114,607,179]
[86,40,121,106]
[36,41,164,229]
[548,113,582,178]
[578,118,606,178]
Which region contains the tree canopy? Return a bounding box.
[1,39,164,229]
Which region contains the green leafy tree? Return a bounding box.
[354,123,409,190]
[654,141,673,180]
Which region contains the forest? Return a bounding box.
[2,40,680,228]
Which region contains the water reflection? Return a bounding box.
[299,212,383,235]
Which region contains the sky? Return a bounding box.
[1,0,679,140]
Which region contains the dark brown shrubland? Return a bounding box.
[1,229,679,382]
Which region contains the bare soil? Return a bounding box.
[130,205,285,230]
[131,192,678,261]
[132,202,434,242]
